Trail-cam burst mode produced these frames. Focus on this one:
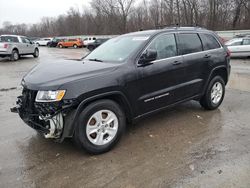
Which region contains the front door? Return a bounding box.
[25,38,35,54]
[136,33,186,114]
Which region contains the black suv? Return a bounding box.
[11,27,231,154]
[47,38,63,47]
[87,38,109,51]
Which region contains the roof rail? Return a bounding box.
[161,23,206,30]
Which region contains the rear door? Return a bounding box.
[176,33,208,97]
[241,39,250,56]
[199,32,225,66]
[137,33,186,114]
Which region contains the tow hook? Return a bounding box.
[10,107,18,113]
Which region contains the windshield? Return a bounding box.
[85,35,149,62]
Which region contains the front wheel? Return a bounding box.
[74,99,126,154]
[73,44,78,48]
[33,48,39,58]
[200,76,225,110]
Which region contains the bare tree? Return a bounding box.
[1,0,250,37]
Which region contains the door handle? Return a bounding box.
[172,60,182,65]
[204,54,211,58]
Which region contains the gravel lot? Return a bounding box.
[0,47,250,188]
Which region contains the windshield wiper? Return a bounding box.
[88,58,103,62]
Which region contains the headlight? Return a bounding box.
[35,90,66,102]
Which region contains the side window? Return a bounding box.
[12,37,19,43]
[229,41,242,46]
[21,37,27,43]
[178,33,202,55]
[243,39,250,45]
[199,33,221,50]
[24,38,30,43]
[147,34,177,60]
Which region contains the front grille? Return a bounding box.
[17,88,50,134]
[34,101,62,116]
[17,88,77,135]
[20,88,37,114]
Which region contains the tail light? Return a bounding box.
[219,37,225,45]
[3,44,8,48]
[226,49,231,57]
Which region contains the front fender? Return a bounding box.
[60,91,132,141]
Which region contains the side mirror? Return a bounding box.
[139,49,157,64]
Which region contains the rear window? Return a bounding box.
[178,33,202,55]
[199,33,221,50]
[0,36,19,43]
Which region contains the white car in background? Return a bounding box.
[225,37,250,57]
[35,38,53,46]
[83,37,96,47]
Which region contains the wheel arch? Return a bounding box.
[12,47,19,53]
[202,66,228,95]
[61,91,133,140]
[210,67,228,84]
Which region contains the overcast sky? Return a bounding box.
[0,0,91,27]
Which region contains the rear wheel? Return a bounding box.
[74,99,126,154]
[11,49,19,61]
[200,76,225,110]
[33,48,39,58]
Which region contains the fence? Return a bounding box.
[55,29,250,40]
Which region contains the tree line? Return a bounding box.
[0,0,250,37]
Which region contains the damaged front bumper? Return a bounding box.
[11,88,78,140]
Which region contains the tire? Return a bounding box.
[200,76,225,110]
[88,45,95,51]
[33,48,39,58]
[10,49,19,61]
[73,99,126,154]
[59,44,63,48]
[73,44,78,48]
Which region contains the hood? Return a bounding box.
[23,59,118,90]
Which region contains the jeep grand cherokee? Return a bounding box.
[11,27,231,154]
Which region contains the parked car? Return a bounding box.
[11,27,230,154]
[35,38,53,46]
[57,38,83,48]
[225,37,250,57]
[87,38,109,51]
[234,33,250,38]
[47,38,64,47]
[0,35,39,61]
[83,37,96,47]
[29,37,40,42]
